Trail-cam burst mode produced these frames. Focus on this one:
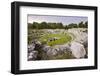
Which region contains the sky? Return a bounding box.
[28,14,88,25]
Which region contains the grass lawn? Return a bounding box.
[39,33,72,46]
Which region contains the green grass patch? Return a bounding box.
[39,33,72,46]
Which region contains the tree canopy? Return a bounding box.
[28,21,88,29]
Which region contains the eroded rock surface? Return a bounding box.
[70,41,86,58]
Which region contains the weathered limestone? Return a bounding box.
[28,50,38,60]
[70,41,86,58]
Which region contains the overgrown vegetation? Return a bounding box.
[39,33,72,46]
[28,21,88,29]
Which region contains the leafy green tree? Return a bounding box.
[28,21,88,29]
[65,25,68,29]
[78,21,88,28]
[67,23,77,29]
[40,22,48,29]
[84,21,88,28]
[56,23,64,29]
[32,22,39,29]
[78,21,84,28]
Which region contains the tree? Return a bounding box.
[67,23,77,29]
[65,25,68,29]
[78,21,84,28]
[84,21,88,28]
[78,21,88,28]
[28,21,88,29]
[73,24,78,28]
[32,22,39,29]
[49,23,57,29]
[56,23,64,29]
[40,22,48,29]
[28,23,33,29]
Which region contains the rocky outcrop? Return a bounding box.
[42,41,86,59]
[68,28,88,44]
[28,28,88,60]
[28,41,87,60]
[70,41,86,58]
[28,50,38,60]
[68,28,88,58]
[28,40,42,61]
[42,44,72,59]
